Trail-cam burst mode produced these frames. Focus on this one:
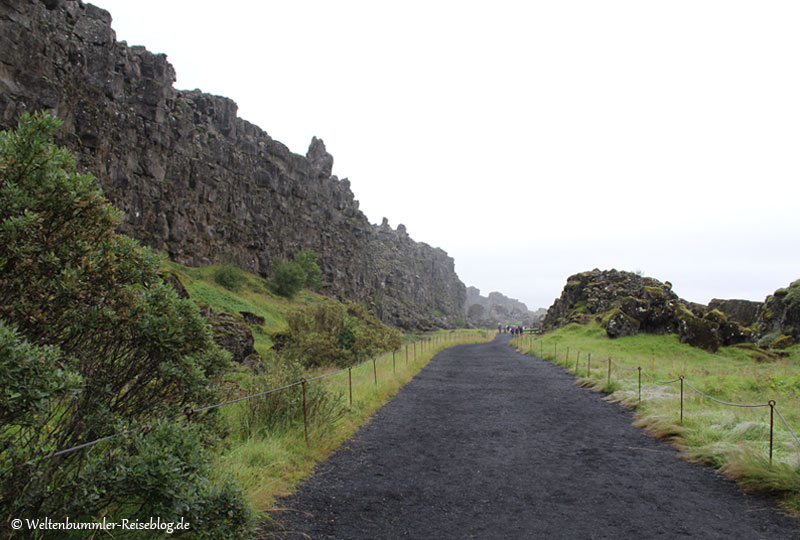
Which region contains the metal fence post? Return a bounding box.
[575,351,580,372]
[607,357,612,385]
[769,400,776,464]
[587,352,591,378]
[638,367,642,402]
[680,375,685,424]
[372,357,377,386]
[348,367,353,407]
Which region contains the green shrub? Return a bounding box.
[294,250,323,290]
[0,113,251,536]
[270,258,306,298]
[275,300,402,368]
[213,264,246,291]
[270,251,324,298]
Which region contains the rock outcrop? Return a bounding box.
[755,280,800,341]
[0,0,465,329]
[707,299,761,327]
[544,269,755,352]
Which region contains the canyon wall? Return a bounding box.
[0,0,466,329]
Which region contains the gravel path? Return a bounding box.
[263,334,799,539]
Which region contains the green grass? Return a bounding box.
[514,323,800,513]
[163,261,322,353]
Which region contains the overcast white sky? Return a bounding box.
[93,0,800,310]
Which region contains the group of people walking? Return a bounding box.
[498,324,525,336]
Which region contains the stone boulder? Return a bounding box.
[703,309,753,346]
[604,309,640,338]
[204,309,256,363]
[240,311,266,326]
[674,305,721,352]
[755,280,800,340]
[160,271,189,299]
[707,298,761,327]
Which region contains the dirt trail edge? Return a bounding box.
[262,334,799,539]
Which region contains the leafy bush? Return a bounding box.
[275,300,402,368]
[270,250,323,298]
[270,258,306,298]
[294,250,323,290]
[0,113,251,536]
[213,264,246,291]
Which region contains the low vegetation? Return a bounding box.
[515,323,800,513]
[1,113,250,538]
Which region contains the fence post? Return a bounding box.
[769,400,776,464]
[587,352,591,378]
[372,357,377,386]
[607,357,612,385]
[302,379,309,448]
[393,350,396,374]
[405,345,408,364]
[413,342,416,360]
[348,367,353,407]
[554,343,558,361]
[566,347,570,365]
[575,351,580,372]
[638,367,642,402]
[680,375,685,424]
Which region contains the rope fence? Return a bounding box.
[6,331,488,474]
[515,335,800,465]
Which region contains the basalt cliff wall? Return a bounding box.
[0,0,466,329]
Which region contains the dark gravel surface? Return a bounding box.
[262,334,799,539]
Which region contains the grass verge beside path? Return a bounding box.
[212,330,493,517]
[514,323,800,514]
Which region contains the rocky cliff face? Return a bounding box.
[0,0,465,329]
[465,287,539,327]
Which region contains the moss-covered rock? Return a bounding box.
[618,296,650,322]
[205,309,256,363]
[703,309,753,346]
[160,271,190,299]
[755,279,800,339]
[604,308,640,338]
[769,334,795,350]
[675,305,721,352]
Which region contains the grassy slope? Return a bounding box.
[163,261,493,516]
[163,261,323,355]
[515,323,800,513]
